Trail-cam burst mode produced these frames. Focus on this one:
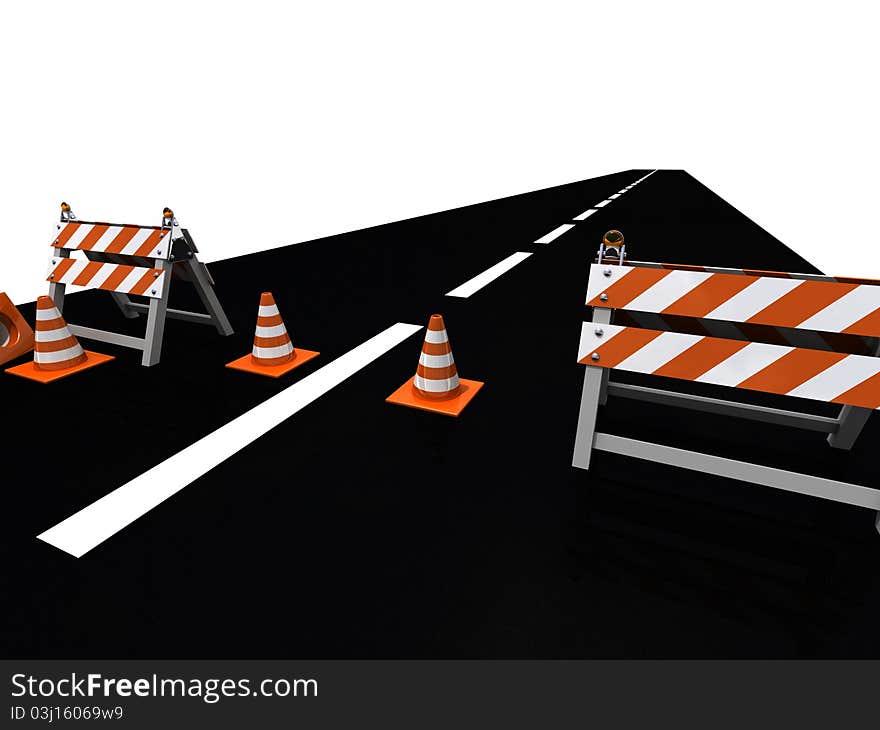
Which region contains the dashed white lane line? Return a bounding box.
[573,209,598,221]
[595,200,611,208]
[37,322,424,558]
[609,194,621,199]
[534,223,576,245]
[446,252,533,298]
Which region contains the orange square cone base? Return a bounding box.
[5,350,115,383]
[225,348,320,378]
[386,376,484,417]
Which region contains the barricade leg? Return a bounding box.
[827,405,873,450]
[48,249,70,311]
[142,262,171,367]
[572,307,612,470]
[184,259,234,336]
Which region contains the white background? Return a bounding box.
[1,1,877,304]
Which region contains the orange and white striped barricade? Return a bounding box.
[572,238,880,532]
[48,203,233,366]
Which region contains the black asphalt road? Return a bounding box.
[4,170,879,658]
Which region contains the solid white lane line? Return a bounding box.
[446,252,532,298]
[37,322,424,558]
[534,223,576,244]
[595,200,611,207]
[573,209,598,221]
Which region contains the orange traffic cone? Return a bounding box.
[386,314,484,416]
[225,292,320,377]
[0,292,35,366]
[5,296,114,383]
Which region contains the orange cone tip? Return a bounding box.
[5,296,114,383]
[386,314,483,416]
[225,292,319,378]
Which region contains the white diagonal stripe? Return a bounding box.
[705,277,803,323]
[117,266,149,294]
[595,200,611,207]
[573,209,597,221]
[797,285,880,334]
[615,331,702,373]
[86,262,119,289]
[120,228,153,256]
[625,270,712,313]
[91,225,124,253]
[609,194,621,199]
[696,342,792,387]
[586,263,633,304]
[63,224,92,249]
[577,322,626,361]
[787,355,880,403]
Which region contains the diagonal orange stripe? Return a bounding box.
[747,280,858,329]
[128,269,161,296]
[133,230,166,257]
[101,265,134,292]
[580,327,664,368]
[53,222,81,247]
[586,268,670,309]
[831,371,880,410]
[77,224,110,251]
[49,258,77,281]
[841,307,880,339]
[104,226,140,254]
[663,273,757,318]
[72,261,105,286]
[653,337,749,381]
[737,348,848,396]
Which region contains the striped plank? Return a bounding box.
[607,259,880,286]
[586,264,880,338]
[52,221,172,260]
[47,258,167,299]
[577,323,880,410]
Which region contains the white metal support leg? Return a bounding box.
[141,261,171,366]
[572,307,612,470]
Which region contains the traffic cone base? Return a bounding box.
[6,350,115,383]
[225,348,320,378]
[386,376,484,417]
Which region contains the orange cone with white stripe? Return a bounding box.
[5,296,114,383]
[225,292,320,377]
[386,314,484,416]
